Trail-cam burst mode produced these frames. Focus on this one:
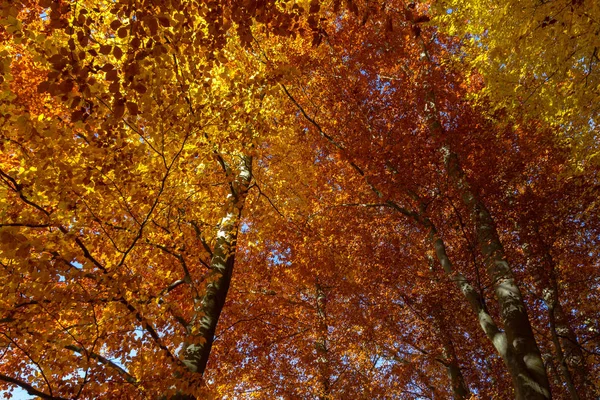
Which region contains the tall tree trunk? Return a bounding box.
[406,12,552,395]
[432,308,471,400]
[443,152,551,399]
[445,354,470,400]
[540,246,597,399]
[547,286,580,400]
[283,83,542,399]
[420,214,528,394]
[284,45,552,395]
[402,205,519,396]
[182,155,253,376]
[315,283,331,400]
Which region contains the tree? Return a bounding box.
[435,0,600,168]
[1,0,599,399]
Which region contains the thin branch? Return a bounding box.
[0,223,52,228]
[191,221,213,258]
[281,84,384,198]
[2,335,55,397]
[0,169,51,216]
[117,298,181,366]
[252,182,287,220]
[307,202,391,220]
[65,345,138,384]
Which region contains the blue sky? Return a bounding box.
[2,388,33,399]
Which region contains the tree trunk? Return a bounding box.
[284,35,552,396]
[405,14,552,395]
[547,287,580,400]
[444,151,551,400]
[181,155,253,376]
[541,247,597,399]
[432,308,471,400]
[315,283,331,400]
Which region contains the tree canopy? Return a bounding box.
[0,0,599,399]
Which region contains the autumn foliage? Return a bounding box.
[0,0,599,399]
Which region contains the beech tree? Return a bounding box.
[1,0,599,399]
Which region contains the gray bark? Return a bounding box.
[546,286,580,400]
[407,16,552,395]
[431,309,471,400]
[443,151,551,399]
[425,219,505,347]
[284,43,552,396]
[181,155,252,376]
[541,249,597,399]
[397,204,515,395]
[315,283,331,400]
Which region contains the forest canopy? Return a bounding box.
[0,0,599,399]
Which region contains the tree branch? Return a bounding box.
[65,345,137,384]
[0,374,67,400]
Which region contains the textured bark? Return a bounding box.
[444,152,550,400]
[424,219,504,345]
[406,15,551,395]
[541,249,597,399]
[547,289,580,400]
[315,283,331,400]
[181,155,253,376]
[285,36,552,396]
[431,309,471,400]
[423,215,533,394]
[403,208,523,394]
[389,200,516,394]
